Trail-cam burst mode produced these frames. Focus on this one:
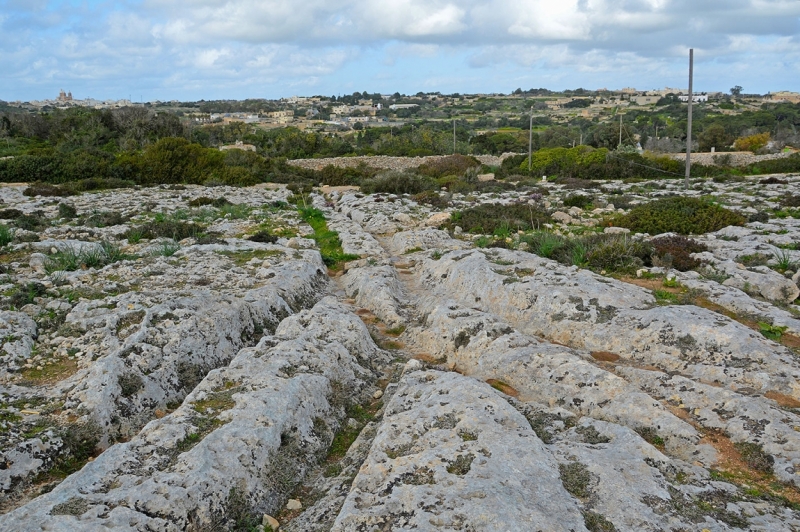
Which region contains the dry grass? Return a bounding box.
[590,351,621,362]
[700,429,800,507]
[17,357,80,385]
[486,379,519,397]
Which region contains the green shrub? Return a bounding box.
[44,242,132,273]
[521,231,653,273]
[583,234,654,272]
[412,190,451,209]
[84,211,128,228]
[584,511,617,532]
[417,155,480,178]
[247,230,277,244]
[0,208,24,219]
[448,204,550,234]
[23,182,76,197]
[65,178,135,193]
[563,194,593,209]
[126,219,205,241]
[734,442,774,474]
[611,197,746,235]
[559,462,593,498]
[8,282,47,308]
[14,212,48,231]
[360,171,437,195]
[188,196,232,208]
[150,239,180,257]
[782,194,800,208]
[58,203,78,219]
[0,224,12,247]
[650,235,708,271]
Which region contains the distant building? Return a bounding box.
[630,94,660,105]
[388,104,418,111]
[766,91,800,104]
[57,89,73,102]
[678,93,708,103]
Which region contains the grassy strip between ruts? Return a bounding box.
[297,207,359,270]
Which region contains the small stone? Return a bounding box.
[373,390,384,399]
[604,226,630,235]
[262,514,279,529]
[286,499,302,511]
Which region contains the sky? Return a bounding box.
[1,0,798,102]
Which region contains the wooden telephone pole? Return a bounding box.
[528,106,534,171]
[685,48,694,189]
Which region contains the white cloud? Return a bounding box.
[1,0,799,99]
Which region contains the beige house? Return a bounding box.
[630,95,660,105]
[766,91,800,104]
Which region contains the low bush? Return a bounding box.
[760,177,788,185]
[563,194,593,209]
[0,208,24,219]
[521,231,654,273]
[84,211,128,228]
[66,178,135,193]
[58,203,78,219]
[23,182,76,197]
[0,225,12,247]
[650,235,708,271]
[412,190,451,209]
[748,211,769,223]
[417,155,480,179]
[583,234,654,272]
[611,197,746,235]
[782,194,800,208]
[8,282,47,308]
[360,171,437,195]
[247,230,278,244]
[188,196,232,208]
[14,212,48,231]
[125,219,205,241]
[44,241,132,273]
[734,442,774,474]
[448,204,550,234]
[554,176,600,190]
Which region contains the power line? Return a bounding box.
[604,151,687,178]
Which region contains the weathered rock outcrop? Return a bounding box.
[0,297,391,531]
[332,363,589,531]
[417,248,800,400]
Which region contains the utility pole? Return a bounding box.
[685,48,694,190]
[453,119,456,154]
[528,106,533,171]
[619,113,623,148]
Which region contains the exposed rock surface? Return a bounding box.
[0,297,391,531]
[332,364,588,531]
[2,172,800,530]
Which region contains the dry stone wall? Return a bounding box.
[286,153,519,171]
[670,150,795,167]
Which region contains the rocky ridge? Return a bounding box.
[0,172,799,531]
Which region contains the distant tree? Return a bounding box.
[730,85,743,96]
[734,132,770,153]
[698,124,734,152]
[563,99,591,109]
